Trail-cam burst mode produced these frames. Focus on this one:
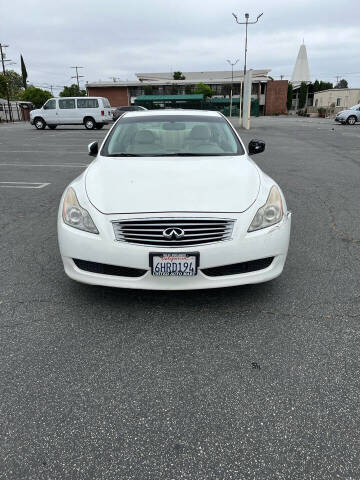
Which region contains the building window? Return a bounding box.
[336,98,341,106]
[260,83,266,94]
[251,83,258,95]
[315,99,318,106]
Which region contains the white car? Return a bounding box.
[335,103,360,125]
[30,97,112,130]
[58,110,291,290]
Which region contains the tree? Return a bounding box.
[194,82,213,98]
[287,82,293,110]
[313,80,320,92]
[0,70,24,99]
[319,81,333,91]
[335,79,348,89]
[173,71,185,80]
[298,81,308,109]
[144,85,153,95]
[21,86,52,108]
[59,84,86,97]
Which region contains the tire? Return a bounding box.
[48,125,57,130]
[95,124,104,129]
[347,115,356,125]
[84,117,96,130]
[34,117,46,130]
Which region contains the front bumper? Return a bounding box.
[58,211,291,290]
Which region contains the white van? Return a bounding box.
[30,97,112,130]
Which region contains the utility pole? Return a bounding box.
[0,43,13,122]
[70,66,84,90]
[232,12,263,124]
[227,59,239,118]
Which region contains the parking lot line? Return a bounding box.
[0,182,51,189]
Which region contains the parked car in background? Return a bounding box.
[58,110,291,290]
[113,105,147,121]
[30,97,112,130]
[335,104,360,125]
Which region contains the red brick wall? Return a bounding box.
[87,87,130,107]
[265,80,288,115]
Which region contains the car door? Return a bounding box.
[42,99,57,124]
[58,98,76,124]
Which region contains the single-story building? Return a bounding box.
[86,70,288,115]
[313,88,360,110]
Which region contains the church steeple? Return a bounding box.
[291,44,310,85]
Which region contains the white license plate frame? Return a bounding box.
[150,252,200,276]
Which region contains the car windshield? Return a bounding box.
[350,105,360,110]
[101,114,244,157]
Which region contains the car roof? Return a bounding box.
[121,109,222,118]
[57,96,104,100]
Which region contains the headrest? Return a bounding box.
[188,125,211,140]
[135,130,155,144]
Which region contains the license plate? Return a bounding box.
[150,252,199,276]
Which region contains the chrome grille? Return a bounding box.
[112,218,235,247]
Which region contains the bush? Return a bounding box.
[21,86,52,108]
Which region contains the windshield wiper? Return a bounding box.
[108,153,143,157]
[151,153,224,157]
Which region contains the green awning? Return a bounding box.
[135,94,204,102]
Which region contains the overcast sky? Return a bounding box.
[2,0,360,94]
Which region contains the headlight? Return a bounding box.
[62,187,98,234]
[248,186,283,232]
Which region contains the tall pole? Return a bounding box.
[71,66,84,90]
[232,12,263,125]
[227,59,239,117]
[0,43,13,122]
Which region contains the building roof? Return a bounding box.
[291,44,310,85]
[136,69,271,82]
[314,88,360,95]
[135,94,204,101]
[87,69,272,88]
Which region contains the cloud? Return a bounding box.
[2,0,360,92]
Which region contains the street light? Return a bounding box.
[226,59,239,117]
[232,12,263,122]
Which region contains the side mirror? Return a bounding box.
[248,139,265,155]
[88,141,98,157]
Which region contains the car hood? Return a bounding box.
[85,155,260,214]
[337,109,354,116]
[30,108,42,117]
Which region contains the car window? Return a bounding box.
[102,98,111,108]
[77,99,99,108]
[101,115,244,157]
[43,99,56,110]
[59,99,76,109]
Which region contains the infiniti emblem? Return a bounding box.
[163,227,185,240]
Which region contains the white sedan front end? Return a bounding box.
[58,110,291,290]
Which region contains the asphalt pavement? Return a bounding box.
[0,116,359,479]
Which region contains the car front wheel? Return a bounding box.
[34,118,46,130]
[84,117,96,130]
[347,115,356,125]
